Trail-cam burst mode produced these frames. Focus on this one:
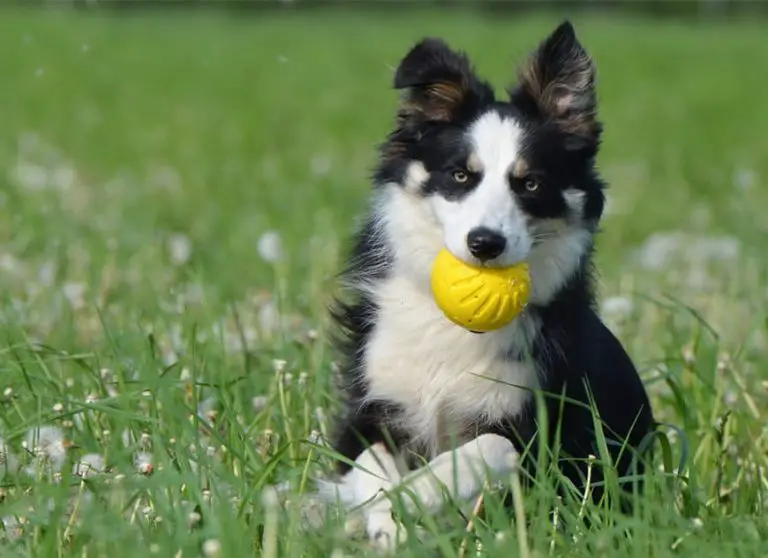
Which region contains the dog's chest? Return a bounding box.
[362,275,540,454]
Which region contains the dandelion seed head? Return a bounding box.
[252,395,269,413]
[167,233,192,266]
[202,539,221,557]
[73,453,105,477]
[256,231,284,264]
[134,452,154,475]
[25,426,70,469]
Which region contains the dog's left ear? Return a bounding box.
[394,38,492,124]
[511,21,600,144]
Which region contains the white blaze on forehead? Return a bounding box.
[468,111,522,177]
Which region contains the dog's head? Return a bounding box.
[374,21,606,305]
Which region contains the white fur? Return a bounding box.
[430,112,532,267]
[317,444,405,551]
[396,433,519,514]
[372,162,443,291]
[402,160,430,194]
[527,219,591,304]
[563,188,587,214]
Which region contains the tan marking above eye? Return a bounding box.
[466,153,483,173]
[511,158,529,179]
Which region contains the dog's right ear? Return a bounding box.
[394,38,492,124]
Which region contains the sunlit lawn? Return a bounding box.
[0,8,767,557]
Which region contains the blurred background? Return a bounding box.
[2,0,765,348]
[0,1,767,555]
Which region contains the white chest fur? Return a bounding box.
[362,273,540,457]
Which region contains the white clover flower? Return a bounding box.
[258,300,280,335]
[298,371,309,388]
[635,232,684,270]
[188,511,202,528]
[51,164,75,190]
[689,235,740,263]
[310,154,332,177]
[272,359,287,374]
[38,261,56,286]
[636,231,740,272]
[151,165,182,192]
[13,163,48,190]
[600,296,633,321]
[62,282,86,309]
[733,167,757,191]
[202,539,221,557]
[257,231,284,264]
[252,395,269,413]
[167,233,192,266]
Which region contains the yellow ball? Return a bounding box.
[430,248,531,332]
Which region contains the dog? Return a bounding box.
[317,20,655,550]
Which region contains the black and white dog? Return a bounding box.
[320,21,654,549]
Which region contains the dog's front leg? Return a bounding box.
[318,443,405,551]
[394,433,519,514]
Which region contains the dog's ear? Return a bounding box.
[511,21,600,143]
[394,38,492,124]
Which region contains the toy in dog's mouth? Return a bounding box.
[430,248,531,333]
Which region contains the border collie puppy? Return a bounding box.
[321,20,654,549]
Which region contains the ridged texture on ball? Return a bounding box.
[430,248,531,332]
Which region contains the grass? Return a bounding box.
[0,7,767,557]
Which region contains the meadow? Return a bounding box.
[0,7,767,557]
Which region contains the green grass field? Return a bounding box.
[1,7,767,557]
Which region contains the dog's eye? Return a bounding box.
[524,178,540,192]
[452,170,469,184]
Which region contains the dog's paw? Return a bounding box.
[398,472,447,514]
[314,477,356,507]
[366,511,406,553]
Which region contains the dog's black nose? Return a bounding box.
[466,227,507,262]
